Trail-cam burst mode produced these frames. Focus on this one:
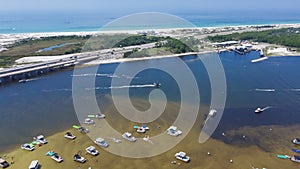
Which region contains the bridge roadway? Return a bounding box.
[0,41,158,82]
[0,59,76,78]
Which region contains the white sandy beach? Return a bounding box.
[1,23,300,70]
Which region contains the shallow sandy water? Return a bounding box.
[2,100,300,169]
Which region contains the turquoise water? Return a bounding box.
[0,51,300,151]
[1,10,300,34]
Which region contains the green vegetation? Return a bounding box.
[208,28,300,48]
[113,35,164,47]
[123,47,173,58]
[0,34,193,67]
[121,35,194,58]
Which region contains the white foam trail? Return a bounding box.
[42,88,72,92]
[261,106,272,111]
[287,89,300,92]
[72,73,139,79]
[255,89,276,92]
[86,84,156,90]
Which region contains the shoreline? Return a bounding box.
[1,23,300,46]
[1,23,300,36]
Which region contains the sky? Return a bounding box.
[1,0,300,13]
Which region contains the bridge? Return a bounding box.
[0,41,158,84]
[0,59,76,83]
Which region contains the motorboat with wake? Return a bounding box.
[153,83,161,88]
[255,106,271,114]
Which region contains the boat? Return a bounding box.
[28,160,39,169]
[0,158,9,168]
[64,132,76,140]
[255,108,263,113]
[21,143,35,151]
[153,83,161,88]
[291,155,300,163]
[83,118,94,125]
[167,126,182,137]
[137,127,146,133]
[95,138,109,148]
[122,132,136,142]
[46,150,55,156]
[292,148,300,154]
[79,127,89,133]
[208,109,217,117]
[85,146,99,156]
[73,154,86,163]
[51,153,63,163]
[88,113,106,119]
[175,151,190,162]
[277,154,290,159]
[34,135,47,144]
[72,125,81,129]
[293,138,300,145]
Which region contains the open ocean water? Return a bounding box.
[0,10,300,34]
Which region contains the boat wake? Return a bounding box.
[254,88,276,92]
[286,89,300,92]
[19,77,41,83]
[86,84,158,90]
[42,88,72,92]
[261,106,272,111]
[71,73,139,79]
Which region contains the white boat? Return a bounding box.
[291,155,300,163]
[64,132,76,140]
[293,138,300,145]
[95,138,109,148]
[122,132,136,142]
[21,143,35,151]
[88,114,106,119]
[73,154,86,163]
[83,118,94,125]
[208,109,217,117]
[0,158,9,168]
[34,135,47,144]
[175,151,190,162]
[79,127,89,133]
[28,160,39,169]
[137,127,146,133]
[167,126,182,137]
[51,153,63,163]
[255,108,263,113]
[85,146,99,156]
[255,107,271,113]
